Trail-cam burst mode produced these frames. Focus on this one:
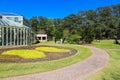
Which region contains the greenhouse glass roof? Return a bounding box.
[0,18,28,28]
[0,13,20,16]
[0,12,28,28]
[0,19,9,26]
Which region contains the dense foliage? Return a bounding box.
[29,4,120,44]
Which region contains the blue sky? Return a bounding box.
[0,0,120,19]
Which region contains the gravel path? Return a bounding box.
[0,46,109,80]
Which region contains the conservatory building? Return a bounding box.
[0,13,33,47]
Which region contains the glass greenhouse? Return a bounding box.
[0,13,34,47]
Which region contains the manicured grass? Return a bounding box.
[0,44,91,78]
[87,40,120,80]
[2,50,45,59]
[93,40,120,49]
[36,47,70,52]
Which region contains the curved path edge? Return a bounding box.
[0,46,109,80]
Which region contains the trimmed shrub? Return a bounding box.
[67,34,80,44]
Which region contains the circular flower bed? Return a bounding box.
[0,46,77,62]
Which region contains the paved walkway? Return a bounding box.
[0,46,109,80]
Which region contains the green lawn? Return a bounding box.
[93,40,120,49]
[0,43,91,78]
[87,40,120,80]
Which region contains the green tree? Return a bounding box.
[51,28,61,40]
[29,17,38,33]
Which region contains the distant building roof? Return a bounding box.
[36,34,47,37]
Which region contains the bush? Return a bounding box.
[83,34,94,44]
[67,34,80,44]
